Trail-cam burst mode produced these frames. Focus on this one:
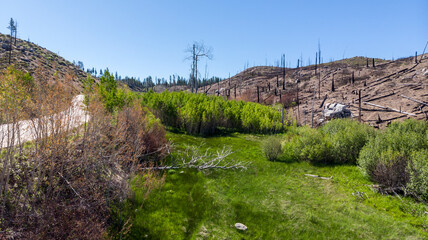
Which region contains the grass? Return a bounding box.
[111,132,428,239]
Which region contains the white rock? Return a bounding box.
[323,103,352,119]
[234,223,248,231]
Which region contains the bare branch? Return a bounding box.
[142,145,249,171]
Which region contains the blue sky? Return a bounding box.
[1,0,427,80]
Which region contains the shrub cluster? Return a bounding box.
[358,119,428,198]
[140,91,287,135]
[282,119,375,164]
[0,67,168,239]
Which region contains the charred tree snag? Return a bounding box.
[358,90,362,122]
[257,86,260,103]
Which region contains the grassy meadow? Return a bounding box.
[111,131,428,239]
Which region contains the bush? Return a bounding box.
[0,68,169,239]
[407,150,428,201]
[282,126,331,163]
[140,91,288,136]
[321,119,375,164]
[262,136,282,161]
[358,119,428,189]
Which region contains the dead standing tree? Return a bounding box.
[186,42,213,93]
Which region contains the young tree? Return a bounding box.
[7,18,16,64]
[186,41,213,93]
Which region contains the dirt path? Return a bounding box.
[0,95,89,148]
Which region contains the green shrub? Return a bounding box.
[321,119,375,164]
[282,126,331,163]
[262,136,282,161]
[407,150,428,201]
[96,69,131,112]
[358,119,428,189]
[140,91,287,135]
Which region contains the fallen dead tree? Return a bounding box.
[142,145,249,171]
[304,174,332,180]
[363,102,416,116]
[400,95,427,106]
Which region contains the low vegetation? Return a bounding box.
[262,136,282,161]
[110,132,428,239]
[140,91,289,135]
[359,119,428,197]
[0,67,168,239]
[282,119,375,164]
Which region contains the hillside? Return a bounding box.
[198,55,428,128]
[0,33,89,91]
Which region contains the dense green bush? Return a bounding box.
[282,119,374,164]
[321,119,376,164]
[284,126,331,163]
[358,119,428,190]
[96,69,132,113]
[407,150,428,201]
[140,91,287,135]
[262,136,282,161]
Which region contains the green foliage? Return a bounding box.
[140,91,286,135]
[0,65,34,115]
[291,126,331,163]
[407,150,428,201]
[282,119,374,164]
[111,132,428,239]
[321,119,376,164]
[358,119,427,180]
[97,69,128,112]
[358,119,427,196]
[111,170,214,239]
[262,136,282,161]
[82,75,94,106]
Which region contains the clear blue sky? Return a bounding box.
[1,0,427,80]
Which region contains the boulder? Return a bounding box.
[323,103,352,119]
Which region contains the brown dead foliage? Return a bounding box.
[0,68,168,239]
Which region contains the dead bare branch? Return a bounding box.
[143,145,249,171]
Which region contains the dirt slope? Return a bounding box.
[199,55,428,127]
[0,33,89,91]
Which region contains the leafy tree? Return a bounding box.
[97,69,126,112]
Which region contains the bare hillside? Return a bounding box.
[0,33,89,91]
[198,55,428,127]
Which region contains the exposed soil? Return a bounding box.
[192,55,428,128]
[0,33,89,92]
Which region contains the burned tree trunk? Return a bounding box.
[318,72,321,99]
[257,86,260,103]
[315,52,318,74]
[358,90,362,122]
[331,74,335,92]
